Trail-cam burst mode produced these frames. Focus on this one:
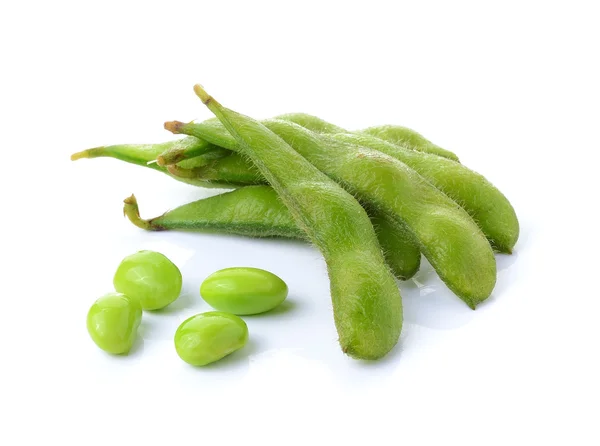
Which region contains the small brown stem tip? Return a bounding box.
[193,84,212,104]
[164,121,184,134]
[123,194,137,206]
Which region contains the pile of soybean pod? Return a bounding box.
[72,84,519,361]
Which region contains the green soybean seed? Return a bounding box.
[86,292,142,354]
[200,267,288,315]
[174,312,249,366]
[113,250,182,310]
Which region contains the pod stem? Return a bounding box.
[123,195,164,231]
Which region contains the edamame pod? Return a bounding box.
[157,113,459,164]
[123,186,420,280]
[362,125,457,161]
[263,120,496,308]
[177,121,519,253]
[70,138,252,188]
[167,117,496,308]
[166,152,263,185]
[191,85,403,360]
[73,139,419,279]
[331,133,519,252]
[276,113,460,161]
[124,186,303,238]
[163,122,422,280]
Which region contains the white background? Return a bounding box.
[1,1,599,444]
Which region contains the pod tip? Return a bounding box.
[164,121,184,134]
[71,146,106,161]
[123,194,137,206]
[193,84,211,104]
[70,150,91,161]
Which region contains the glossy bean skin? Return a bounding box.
[167,117,496,308]
[191,85,402,360]
[114,250,182,310]
[276,113,460,161]
[87,292,142,354]
[174,312,248,366]
[124,186,419,280]
[331,133,519,253]
[201,267,288,315]
[70,138,256,189]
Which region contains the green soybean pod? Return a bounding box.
[164,122,421,281]
[158,113,459,165]
[270,117,518,253]
[87,292,142,354]
[261,120,495,308]
[124,187,419,280]
[201,267,288,315]
[370,213,421,280]
[74,140,419,280]
[114,250,182,310]
[174,312,249,366]
[361,125,458,162]
[71,138,255,189]
[276,112,460,161]
[191,84,402,360]
[167,116,495,308]
[166,153,263,185]
[124,186,303,238]
[331,133,519,253]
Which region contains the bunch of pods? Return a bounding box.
[72,84,519,361]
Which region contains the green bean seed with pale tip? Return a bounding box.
[113,250,182,310]
[200,267,288,315]
[86,292,142,355]
[174,312,249,366]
